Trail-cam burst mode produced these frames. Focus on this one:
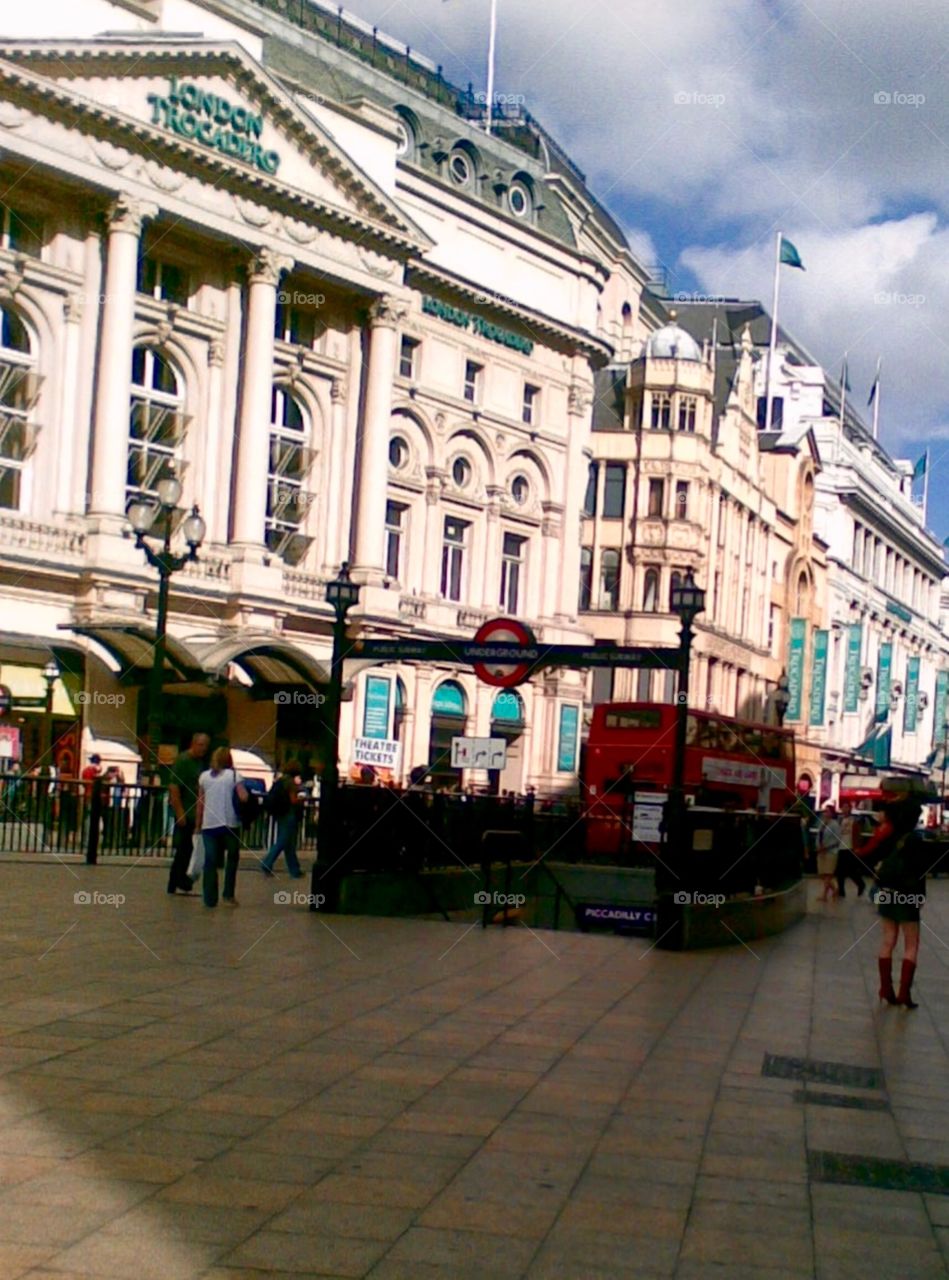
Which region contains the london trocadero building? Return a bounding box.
[0,0,650,788]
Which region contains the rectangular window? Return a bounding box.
[440,517,468,601]
[464,360,483,404]
[651,393,671,430]
[768,604,778,656]
[678,396,697,432]
[600,549,621,611]
[137,255,189,306]
[385,501,407,581]
[717,495,727,545]
[1,206,43,256]
[713,571,721,618]
[603,464,626,518]
[500,532,526,613]
[274,303,319,348]
[583,462,598,517]
[674,480,689,519]
[579,546,593,611]
[647,478,664,518]
[522,383,540,425]
[399,336,419,379]
[756,396,784,429]
[746,516,755,564]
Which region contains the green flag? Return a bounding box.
[912,453,927,481]
[779,236,805,270]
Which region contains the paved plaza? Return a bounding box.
[0,860,947,1279]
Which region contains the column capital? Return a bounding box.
[248,247,293,287]
[208,337,226,368]
[568,383,593,415]
[107,194,158,236]
[369,296,409,329]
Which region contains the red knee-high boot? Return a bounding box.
[897,960,918,1010]
[878,957,897,1006]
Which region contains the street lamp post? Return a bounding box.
[126,473,206,772]
[774,670,791,728]
[669,570,706,801]
[312,562,360,912]
[41,658,60,774]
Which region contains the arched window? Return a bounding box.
[128,346,184,503]
[0,306,36,510]
[429,679,468,784]
[643,568,660,613]
[669,571,682,611]
[266,387,313,563]
[795,571,809,615]
[600,549,620,611]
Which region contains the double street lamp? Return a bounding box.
[126,472,206,772]
[312,562,361,912]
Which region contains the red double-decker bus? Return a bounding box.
[583,703,795,855]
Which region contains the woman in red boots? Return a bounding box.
[862,798,925,1009]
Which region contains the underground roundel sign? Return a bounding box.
[472,618,536,688]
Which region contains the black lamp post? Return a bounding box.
[127,472,206,772]
[312,562,360,911]
[669,570,706,799]
[774,670,791,728]
[941,718,949,831]
[41,658,60,774]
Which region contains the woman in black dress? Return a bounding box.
[863,798,925,1008]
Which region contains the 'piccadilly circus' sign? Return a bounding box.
[147,77,281,175]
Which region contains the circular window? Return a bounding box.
[508,183,531,218]
[394,121,412,158]
[449,149,472,187]
[388,436,409,469]
[511,474,529,505]
[452,457,472,488]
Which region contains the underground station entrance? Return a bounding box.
[308,596,806,952]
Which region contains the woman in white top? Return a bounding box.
[195,747,247,908]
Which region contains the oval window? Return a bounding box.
[511,474,529,505]
[452,456,472,488]
[508,183,531,218]
[449,150,472,186]
[388,436,409,469]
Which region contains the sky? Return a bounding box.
[338,0,949,548]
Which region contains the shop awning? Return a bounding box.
[195,635,330,690]
[67,622,203,683]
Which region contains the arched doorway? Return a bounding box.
[489,689,526,795]
[429,680,467,788]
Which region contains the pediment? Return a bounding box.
[0,39,429,255]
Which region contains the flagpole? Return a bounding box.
[923,448,930,524]
[839,354,848,429]
[765,230,781,432]
[485,0,498,136]
[872,359,881,440]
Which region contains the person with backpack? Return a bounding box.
[862,797,926,1009]
[195,747,248,907]
[260,760,304,879]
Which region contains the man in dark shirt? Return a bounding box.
[167,732,210,894]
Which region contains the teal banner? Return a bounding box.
[876,643,892,720]
[809,630,829,726]
[362,674,392,740]
[786,618,806,722]
[557,704,580,773]
[934,670,949,744]
[844,624,862,713]
[904,656,921,733]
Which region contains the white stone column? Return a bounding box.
[88,195,156,521]
[421,472,444,596]
[198,337,225,542]
[54,293,84,517]
[540,504,563,620]
[231,248,292,552]
[322,377,347,572]
[481,487,503,612]
[353,297,407,577]
[559,382,591,619]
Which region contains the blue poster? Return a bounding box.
[362,674,392,740]
[844,624,862,713]
[903,656,921,733]
[557,704,579,773]
[875,643,892,720]
[786,618,806,723]
[934,670,949,744]
[809,630,828,727]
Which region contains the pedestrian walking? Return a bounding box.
[166,732,210,895]
[835,799,866,898]
[195,747,248,908]
[816,802,841,902]
[260,761,304,878]
[862,798,926,1008]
